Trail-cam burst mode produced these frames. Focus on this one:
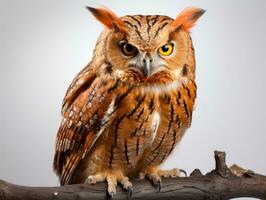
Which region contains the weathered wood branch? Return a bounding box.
[0,151,266,200]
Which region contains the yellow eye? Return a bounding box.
[158,43,174,56]
[120,42,138,57]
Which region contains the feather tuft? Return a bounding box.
[171,7,205,32]
[86,6,126,32]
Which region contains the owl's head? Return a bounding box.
[87,6,205,85]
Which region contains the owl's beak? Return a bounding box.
[141,56,152,77]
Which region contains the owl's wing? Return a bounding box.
[62,63,96,113]
[53,64,118,185]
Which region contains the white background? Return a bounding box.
[0,1,265,199]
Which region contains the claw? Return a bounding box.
[109,191,115,198]
[121,177,132,191]
[179,169,187,177]
[107,191,116,200]
[107,189,116,198]
[158,180,162,192]
[147,173,161,192]
[127,187,133,200]
[147,173,161,186]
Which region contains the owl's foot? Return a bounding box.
[85,171,133,197]
[139,167,185,191]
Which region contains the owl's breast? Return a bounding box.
[110,77,197,138]
[103,85,155,169]
[104,78,196,170]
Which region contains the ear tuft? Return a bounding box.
[171,7,205,32]
[86,6,126,32]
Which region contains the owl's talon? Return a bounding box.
[126,187,133,200]
[85,174,105,184]
[85,172,132,197]
[158,180,162,192]
[147,173,162,186]
[179,169,187,177]
[106,175,117,197]
[120,176,133,191]
[107,186,117,197]
[141,167,185,191]
[108,191,115,198]
[146,172,162,192]
[158,168,182,178]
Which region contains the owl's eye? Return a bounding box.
[120,42,138,57]
[158,43,174,56]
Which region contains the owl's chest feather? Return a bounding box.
[109,78,196,148]
[101,79,195,170]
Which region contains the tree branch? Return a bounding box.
[0,151,266,200]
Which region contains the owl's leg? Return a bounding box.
[85,170,132,197]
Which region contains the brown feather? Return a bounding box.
[87,7,126,32]
[171,7,205,31]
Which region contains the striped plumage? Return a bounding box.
[53,6,204,196]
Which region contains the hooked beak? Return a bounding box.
[129,53,167,77]
[141,56,153,77]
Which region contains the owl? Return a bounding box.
[53,6,204,196]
